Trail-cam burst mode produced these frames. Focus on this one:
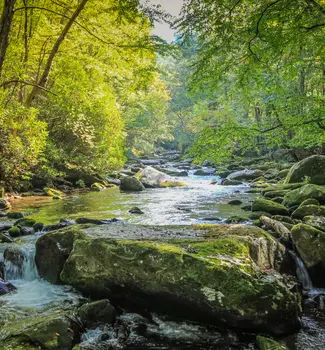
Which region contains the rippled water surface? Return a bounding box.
[12,174,254,225]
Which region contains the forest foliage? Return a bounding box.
[0,0,324,190]
[0,0,171,189]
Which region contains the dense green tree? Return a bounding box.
[177,0,325,163]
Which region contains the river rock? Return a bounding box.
[0,279,16,296]
[78,299,116,328]
[137,167,185,188]
[4,246,25,272]
[120,176,145,191]
[252,198,289,216]
[285,155,325,185]
[291,223,325,286]
[51,224,301,335]
[7,212,24,219]
[303,216,325,232]
[256,335,287,350]
[0,313,76,350]
[35,226,87,283]
[226,169,264,181]
[283,184,325,207]
[0,232,13,243]
[0,198,11,210]
[129,207,144,215]
[291,205,325,219]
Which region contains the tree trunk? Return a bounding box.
[0,0,16,78]
[26,0,89,105]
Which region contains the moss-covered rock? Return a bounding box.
[59,225,300,335]
[44,187,64,199]
[252,198,288,216]
[78,299,116,328]
[0,198,11,210]
[120,176,145,191]
[283,184,325,207]
[35,226,87,283]
[7,212,24,219]
[291,224,325,269]
[8,226,21,238]
[91,182,106,191]
[256,335,287,349]
[14,218,36,227]
[285,155,325,185]
[299,198,320,207]
[264,190,288,199]
[0,313,76,350]
[291,205,325,219]
[304,216,325,232]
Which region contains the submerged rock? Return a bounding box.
[120,176,145,192]
[137,166,185,188]
[285,155,325,185]
[40,224,302,336]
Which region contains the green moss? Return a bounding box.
[160,181,186,187]
[43,187,63,197]
[7,212,24,219]
[252,198,288,216]
[14,218,36,227]
[256,335,287,349]
[8,226,21,237]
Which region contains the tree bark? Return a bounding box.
[26,0,89,105]
[0,0,16,78]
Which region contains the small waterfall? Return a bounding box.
[290,251,313,291]
[4,245,38,281]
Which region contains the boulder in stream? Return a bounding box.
[78,299,116,328]
[35,226,87,283]
[283,184,325,207]
[35,224,301,335]
[120,176,145,191]
[0,312,77,350]
[226,169,264,181]
[285,155,325,185]
[291,223,325,286]
[252,198,289,216]
[0,279,16,295]
[137,166,186,188]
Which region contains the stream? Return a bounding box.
[1,171,325,349]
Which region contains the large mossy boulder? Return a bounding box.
[304,216,325,232]
[0,313,76,350]
[291,205,325,219]
[35,226,86,283]
[285,155,325,185]
[136,166,185,188]
[291,223,325,286]
[283,184,325,207]
[252,198,289,216]
[120,176,145,192]
[56,224,300,336]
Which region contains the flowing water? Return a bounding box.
[1,170,325,349]
[12,173,254,225]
